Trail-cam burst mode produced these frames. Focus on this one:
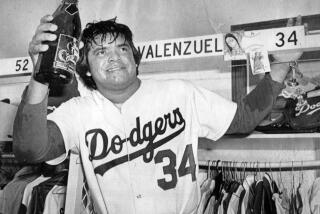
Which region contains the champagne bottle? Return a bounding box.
[34,0,81,85]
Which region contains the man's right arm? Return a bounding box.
[13,14,64,164]
[13,79,66,164]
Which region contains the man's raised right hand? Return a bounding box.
[28,15,57,69]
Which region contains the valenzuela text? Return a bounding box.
[137,36,223,61]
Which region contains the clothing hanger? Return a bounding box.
[210,160,214,179]
[231,161,235,181]
[299,161,304,186]
[222,161,232,191]
[200,160,211,189]
[292,160,304,214]
[289,161,297,214]
[221,161,225,182]
[224,161,229,182]
[214,160,221,174]
[231,161,240,188]
[213,160,223,198]
[268,161,279,194]
[207,160,211,180]
[269,162,274,181]
[216,160,221,170]
[225,161,230,183]
[240,161,247,183]
[210,160,218,179]
[233,161,238,182]
[221,161,226,188]
[229,161,236,185]
[207,161,215,180]
[256,161,261,181]
[264,161,274,187]
[230,161,235,181]
[259,161,263,180]
[245,161,256,196]
[251,162,255,181]
[277,161,283,192]
[252,161,256,180]
[291,161,295,195]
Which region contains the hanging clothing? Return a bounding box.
[309,177,320,214]
[204,195,216,214]
[0,189,4,213]
[213,186,224,214]
[223,181,240,213]
[42,185,66,214]
[217,189,228,214]
[20,175,51,214]
[227,184,245,214]
[241,175,255,214]
[200,177,214,198]
[237,186,246,214]
[197,179,215,214]
[199,161,320,214]
[0,166,39,214]
[253,180,264,213]
[293,184,303,214]
[212,172,223,199]
[28,171,67,214]
[262,173,278,214]
[273,193,288,214]
[300,181,311,214]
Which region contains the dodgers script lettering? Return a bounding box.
[85,107,186,176]
[295,100,320,116]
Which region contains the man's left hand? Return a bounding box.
[269,15,307,83]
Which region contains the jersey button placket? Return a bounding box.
[121,108,140,213]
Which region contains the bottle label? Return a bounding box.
[54,34,79,74]
[65,4,78,15]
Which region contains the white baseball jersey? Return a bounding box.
[47,79,237,214]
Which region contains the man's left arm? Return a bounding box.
[227,59,295,134]
[226,71,285,134]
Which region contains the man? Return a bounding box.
[13,14,302,214]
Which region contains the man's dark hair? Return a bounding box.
[76,18,142,90]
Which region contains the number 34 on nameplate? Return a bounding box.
[243,25,305,52]
[272,25,305,50]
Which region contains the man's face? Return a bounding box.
[87,33,137,91]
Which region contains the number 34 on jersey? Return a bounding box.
[155,144,196,191]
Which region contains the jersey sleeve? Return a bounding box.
[226,74,285,134]
[191,84,237,141]
[46,98,80,165]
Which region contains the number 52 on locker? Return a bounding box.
[0,56,32,77]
